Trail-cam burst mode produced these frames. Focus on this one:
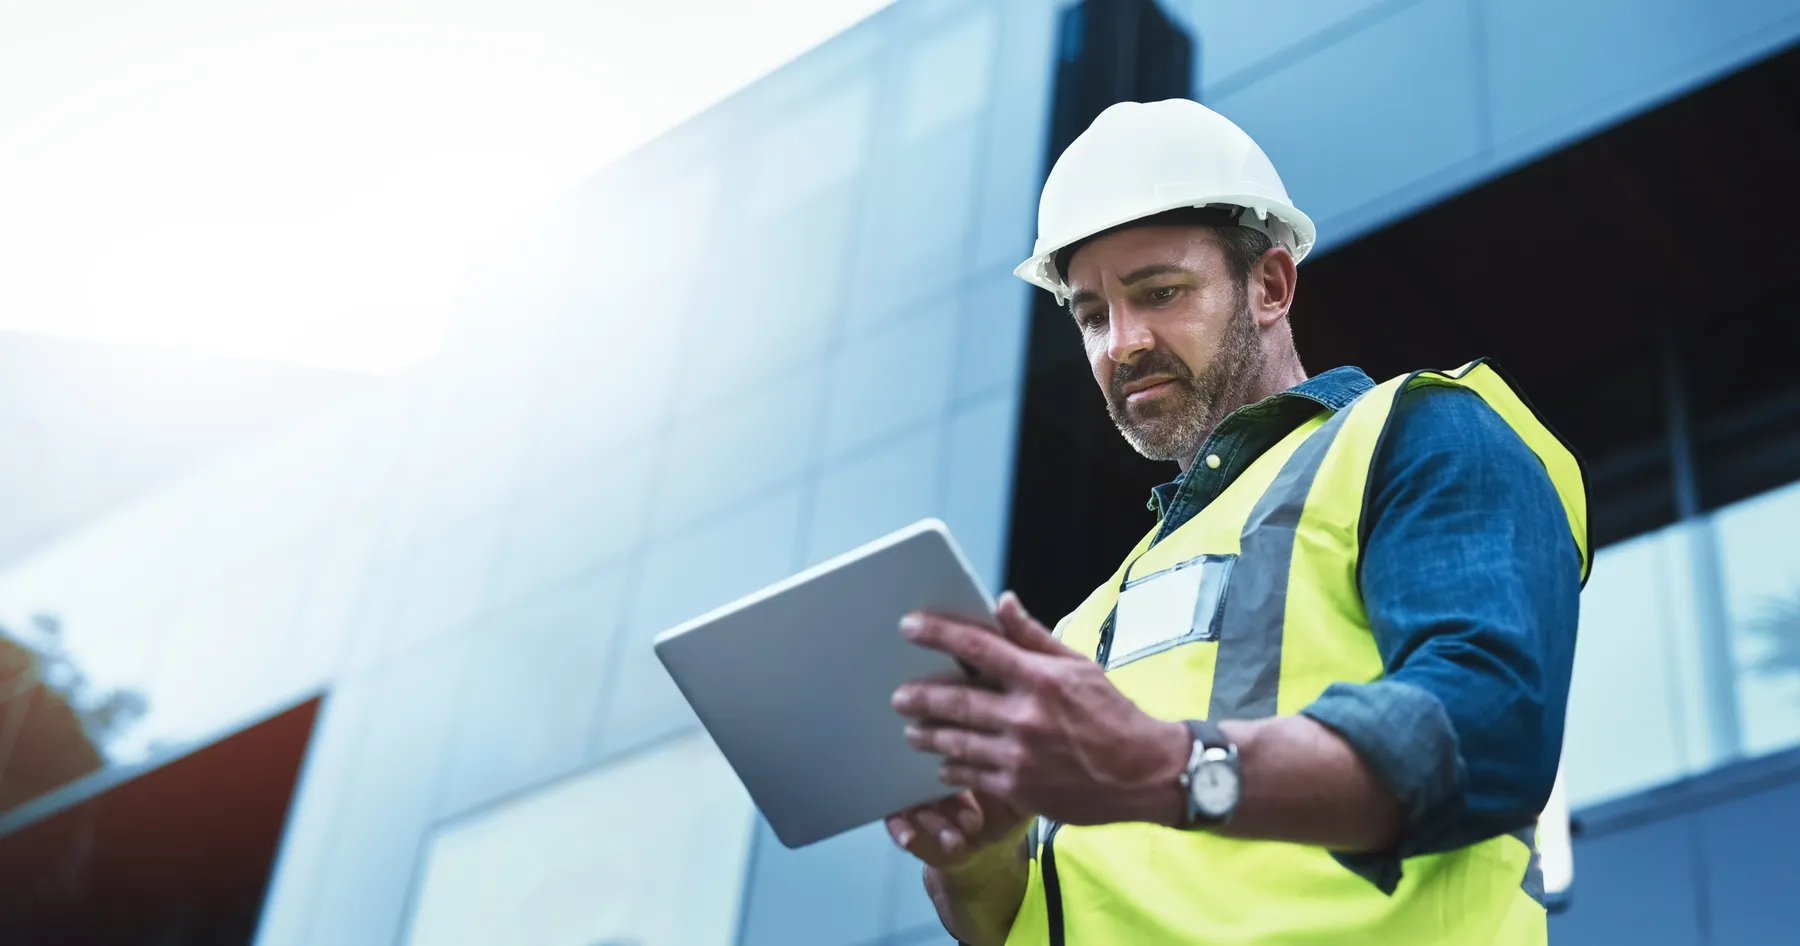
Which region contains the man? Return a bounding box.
[885,99,1587,945]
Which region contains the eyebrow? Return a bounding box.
[1067,263,1190,312]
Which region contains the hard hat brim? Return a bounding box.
[1014,195,1317,302]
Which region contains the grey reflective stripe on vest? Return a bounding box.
[1510,825,1546,907]
[1207,407,1355,720]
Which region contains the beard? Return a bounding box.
[1105,300,1263,464]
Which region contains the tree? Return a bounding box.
[1745,587,1800,681]
[0,615,148,812]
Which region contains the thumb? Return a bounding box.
[996,592,1072,656]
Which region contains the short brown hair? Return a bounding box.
[1053,206,1275,290]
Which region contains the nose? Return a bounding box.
[1105,304,1155,365]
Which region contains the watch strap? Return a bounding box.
[1185,719,1228,752]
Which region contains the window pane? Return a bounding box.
[1714,480,1800,758]
[1564,528,1713,806]
[806,428,943,566]
[406,732,754,946]
[739,819,891,946]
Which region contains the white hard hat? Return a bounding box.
[1014,99,1316,303]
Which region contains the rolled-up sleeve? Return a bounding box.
[1298,382,1581,893]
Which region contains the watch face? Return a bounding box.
[1191,761,1240,817]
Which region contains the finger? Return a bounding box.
[892,682,1014,729]
[906,722,1018,769]
[941,762,1013,798]
[938,792,984,837]
[903,666,974,687]
[901,612,1031,683]
[996,592,1076,656]
[886,813,915,849]
[911,805,966,856]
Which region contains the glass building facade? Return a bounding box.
[1,1,1798,943]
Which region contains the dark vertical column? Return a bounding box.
[1663,319,1744,764]
[1003,0,1195,622]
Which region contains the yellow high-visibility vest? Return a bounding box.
[1005,362,1590,946]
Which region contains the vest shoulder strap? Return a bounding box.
[1373,360,1592,582]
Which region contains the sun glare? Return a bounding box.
[0,1,895,374]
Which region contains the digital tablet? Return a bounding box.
[653,518,996,848]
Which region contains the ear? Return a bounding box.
[1249,246,1298,327]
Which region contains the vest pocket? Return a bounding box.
[1106,553,1236,670]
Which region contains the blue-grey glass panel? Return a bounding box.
[732,10,885,129]
[284,520,387,687]
[381,383,534,536]
[1548,814,1703,946]
[656,366,827,537]
[558,147,726,288]
[0,484,206,725]
[179,408,365,557]
[849,121,985,330]
[1210,0,1481,236]
[1697,777,1800,944]
[338,534,410,674]
[889,923,959,946]
[525,284,700,471]
[1564,529,1704,807]
[1190,0,1394,95]
[379,513,507,665]
[1712,481,1800,758]
[806,426,944,566]
[303,633,472,946]
[884,842,943,935]
[334,387,415,509]
[489,438,657,609]
[896,9,997,144]
[679,186,856,415]
[1485,0,1800,162]
[745,79,876,219]
[594,485,806,758]
[406,733,755,946]
[970,0,1059,272]
[952,274,1031,403]
[133,547,313,749]
[738,818,893,946]
[941,393,1020,592]
[823,303,959,461]
[435,566,629,817]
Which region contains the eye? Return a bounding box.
[1073,307,1106,332]
[1147,286,1180,304]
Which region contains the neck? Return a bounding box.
[1175,348,1308,473]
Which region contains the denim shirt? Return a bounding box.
[1146,366,1580,894]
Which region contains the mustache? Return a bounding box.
[1110,348,1194,403]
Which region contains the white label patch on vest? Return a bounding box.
[1108,554,1234,669]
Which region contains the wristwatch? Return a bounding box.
[1177,720,1241,827]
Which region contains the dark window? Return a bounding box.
[0,698,321,946]
[1006,0,1197,624]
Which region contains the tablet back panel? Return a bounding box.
[653,519,994,848]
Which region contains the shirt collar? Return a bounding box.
[1272,365,1377,413]
[1146,366,1376,516]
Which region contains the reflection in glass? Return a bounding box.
[1715,480,1800,757]
[0,615,146,812]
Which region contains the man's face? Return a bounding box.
[1064,226,1262,464]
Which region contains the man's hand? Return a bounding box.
[886,789,1029,870]
[892,592,1193,828]
[889,789,1033,946]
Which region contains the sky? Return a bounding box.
[0,0,896,373]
